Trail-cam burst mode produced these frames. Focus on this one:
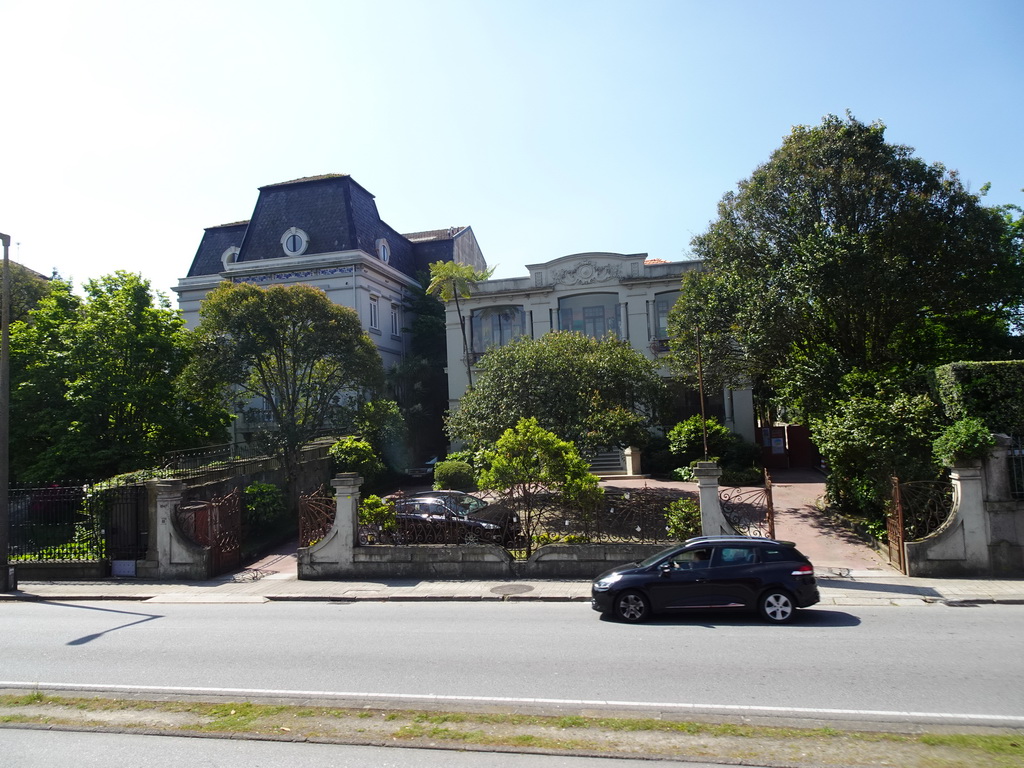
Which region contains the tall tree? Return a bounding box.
[669,113,1024,421]
[11,273,230,480]
[426,260,494,389]
[185,282,383,502]
[446,331,665,451]
[386,274,449,463]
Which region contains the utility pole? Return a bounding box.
[0,232,10,591]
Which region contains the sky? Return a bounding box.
[0,0,1021,303]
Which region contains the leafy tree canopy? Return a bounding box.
[669,113,1024,422]
[11,272,230,480]
[185,281,383,493]
[2,261,51,323]
[446,331,666,451]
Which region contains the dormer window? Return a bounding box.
[221,246,241,270]
[376,238,390,263]
[281,227,309,256]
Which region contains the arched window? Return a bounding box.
[557,293,621,338]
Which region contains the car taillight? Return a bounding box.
[791,564,814,577]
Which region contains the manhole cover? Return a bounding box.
[490,584,535,596]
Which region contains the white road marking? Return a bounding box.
[1,681,1022,726]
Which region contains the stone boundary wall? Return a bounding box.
[905,434,1024,577]
[298,474,669,580]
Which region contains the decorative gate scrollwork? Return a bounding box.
[719,471,775,538]
[299,485,335,546]
[889,477,954,574]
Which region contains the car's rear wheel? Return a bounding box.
[614,590,651,623]
[758,589,795,624]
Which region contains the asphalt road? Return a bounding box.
[2,600,1022,728]
[3,728,743,768]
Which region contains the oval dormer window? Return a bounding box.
[281,227,309,256]
[376,238,390,263]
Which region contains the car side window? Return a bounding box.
[713,547,757,566]
[761,547,795,563]
[669,548,713,569]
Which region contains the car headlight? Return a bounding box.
[478,522,500,530]
[593,573,622,592]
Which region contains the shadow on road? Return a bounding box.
[598,608,861,628]
[30,600,163,646]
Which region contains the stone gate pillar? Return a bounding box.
[297,473,362,579]
[137,479,209,579]
[694,461,737,536]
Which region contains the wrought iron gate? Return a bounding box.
[719,470,775,538]
[888,477,954,575]
[176,489,242,576]
[887,477,906,573]
[299,485,335,546]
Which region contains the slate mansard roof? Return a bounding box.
[185,175,480,280]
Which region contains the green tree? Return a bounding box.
[447,331,666,451]
[354,398,406,471]
[11,272,230,480]
[426,260,494,389]
[669,113,1024,422]
[2,261,50,324]
[186,282,383,503]
[385,275,448,463]
[477,417,601,556]
[810,384,941,521]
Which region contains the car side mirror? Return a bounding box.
[659,562,673,577]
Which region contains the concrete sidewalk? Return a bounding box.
[3,568,1024,607]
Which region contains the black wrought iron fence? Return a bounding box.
[551,488,693,544]
[357,487,696,555]
[8,481,148,563]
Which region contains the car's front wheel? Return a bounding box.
[758,589,796,624]
[614,590,651,623]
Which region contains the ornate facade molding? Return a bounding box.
[549,259,621,286]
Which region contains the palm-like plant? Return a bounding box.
[426,260,494,389]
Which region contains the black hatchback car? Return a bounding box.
[591,536,819,624]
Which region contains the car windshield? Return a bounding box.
[636,546,686,568]
[457,495,488,514]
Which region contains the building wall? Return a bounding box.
[443,252,756,443]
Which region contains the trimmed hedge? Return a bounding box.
[933,361,1024,434]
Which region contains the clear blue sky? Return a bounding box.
[1,0,1021,301]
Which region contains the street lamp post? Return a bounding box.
[0,232,10,591]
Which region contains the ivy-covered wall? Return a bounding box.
[933,361,1024,435]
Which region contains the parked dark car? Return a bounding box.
[393,491,524,546]
[591,536,819,624]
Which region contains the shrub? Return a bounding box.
[328,437,385,484]
[933,417,996,466]
[433,460,476,491]
[672,466,696,482]
[933,361,1024,435]
[244,482,286,529]
[811,390,941,520]
[668,415,760,473]
[358,494,396,532]
[720,467,765,487]
[665,498,700,540]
